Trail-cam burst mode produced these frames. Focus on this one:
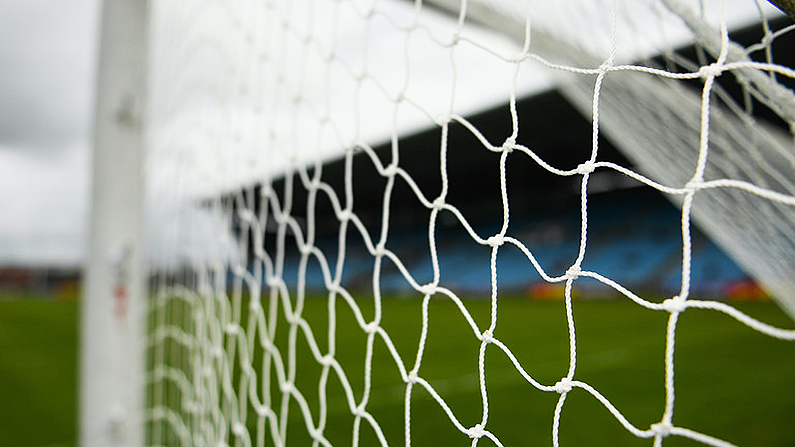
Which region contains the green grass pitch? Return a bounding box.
[0,299,77,447]
[2,296,794,446]
[151,295,795,447]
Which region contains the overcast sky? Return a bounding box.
[0,0,98,267]
[0,0,780,268]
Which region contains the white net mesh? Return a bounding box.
[145,1,795,446]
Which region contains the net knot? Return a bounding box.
[237,209,256,224]
[576,160,595,175]
[481,329,494,344]
[661,297,686,314]
[435,113,452,126]
[554,377,573,394]
[450,32,460,45]
[699,62,724,79]
[249,299,261,312]
[280,382,294,394]
[354,404,367,418]
[232,422,246,436]
[309,178,321,190]
[761,32,774,48]
[184,399,200,414]
[319,354,334,367]
[565,265,581,279]
[650,422,673,437]
[486,234,505,247]
[364,321,379,334]
[337,209,352,222]
[407,371,419,384]
[254,404,268,417]
[684,179,701,193]
[500,137,516,153]
[374,242,387,257]
[467,423,486,439]
[261,185,273,197]
[299,244,312,255]
[431,197,445,211]
[232,264,247,277]
[383,164,398,177]
[420,283,437,296]
[254,246,266,260]
[309,427,324,442]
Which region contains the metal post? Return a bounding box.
[81,0,148,446]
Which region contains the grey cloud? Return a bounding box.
[0,0,98,151]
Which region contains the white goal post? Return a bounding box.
[84,1,795,446]
[81,0,147,446]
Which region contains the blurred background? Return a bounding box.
[0,0,98,295]
[0,2,97,446]
[0,1,791,446]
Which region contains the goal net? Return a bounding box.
[142,0,795,446]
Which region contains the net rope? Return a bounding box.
[146,1,795,446]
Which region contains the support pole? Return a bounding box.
[81,1,148,446]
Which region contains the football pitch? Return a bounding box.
[0,299,77,447]
[3,296,795,447]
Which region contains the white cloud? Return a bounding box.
[0,143,89,266]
